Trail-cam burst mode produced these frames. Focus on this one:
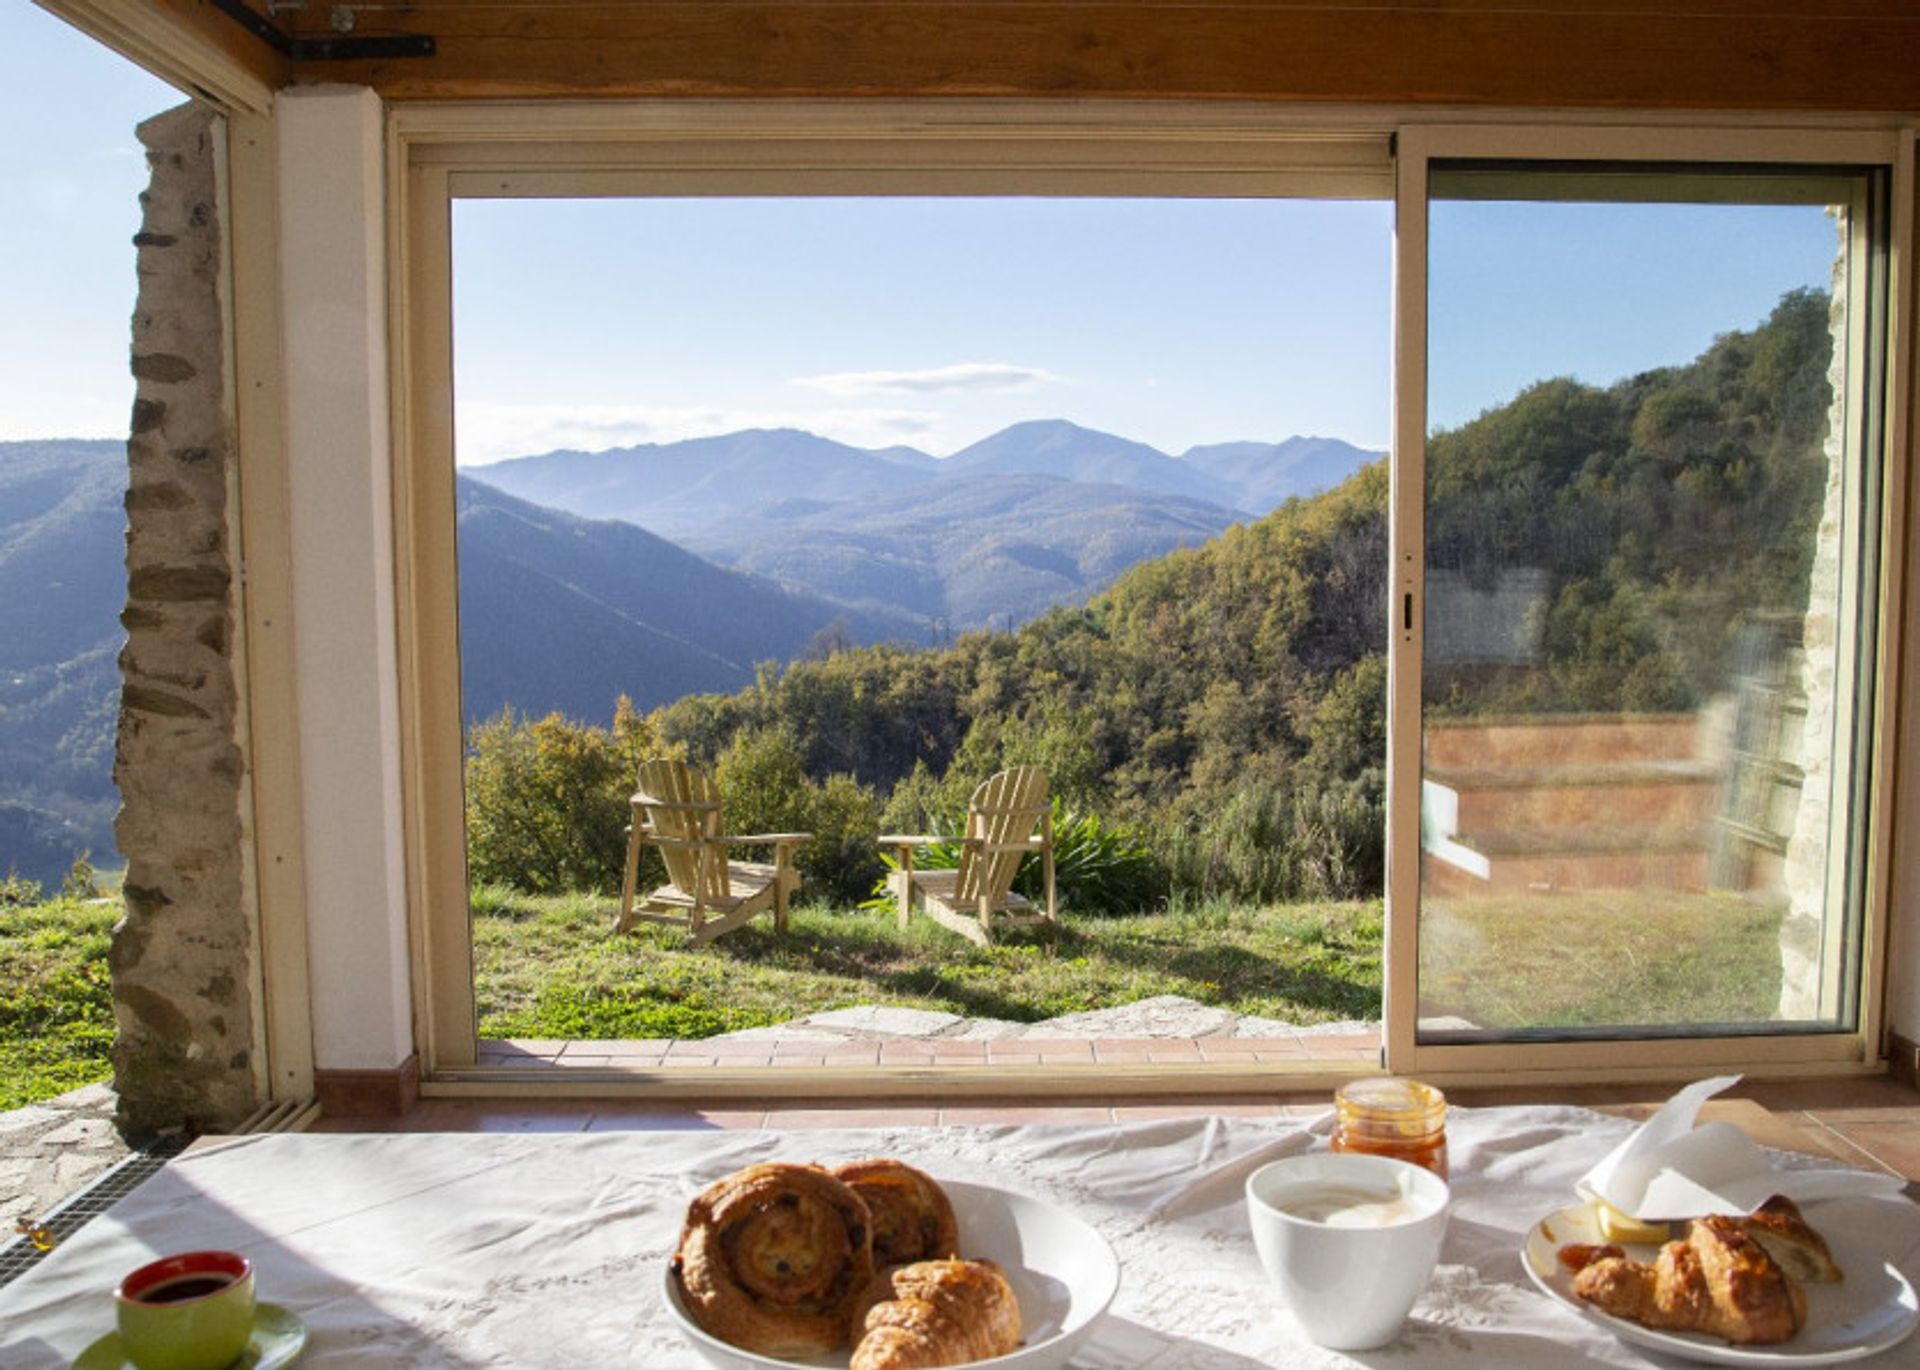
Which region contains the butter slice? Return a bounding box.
[1595,1201,1672,1246]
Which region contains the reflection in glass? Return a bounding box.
[1417,166,1881,1041]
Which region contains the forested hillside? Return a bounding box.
[616,289,1835,905]
[0,440,125,885]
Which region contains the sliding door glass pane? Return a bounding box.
[1417,164,1882,1041]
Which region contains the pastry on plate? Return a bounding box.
[1566,1214,1806,1345]
[672,1162,876,1357]
[833,1158,962,1267]
[849,1258,1023,1370]
[1736,1194,1844,1284]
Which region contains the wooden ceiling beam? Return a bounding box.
[264,2,1920,111]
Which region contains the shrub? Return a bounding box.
[61,852,100,901]
[800,773,885,906]
[1156,777,1383,905]
[465,705,663,895]
[1,868,43,908]
[714,726,812,838]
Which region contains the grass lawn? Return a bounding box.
[472,888,1385,1040]
[1418,890,1785,1030]
[0,896,117,1111]
[0,886,1790,1112]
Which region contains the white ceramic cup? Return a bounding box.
[1245,1151,1451,1350]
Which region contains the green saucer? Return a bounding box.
[74,1302,307,1369]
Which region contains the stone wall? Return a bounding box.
[110,102,258,1139]
[1778,214,1854,1023]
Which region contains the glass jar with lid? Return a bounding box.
[1331,1077,1449,1179]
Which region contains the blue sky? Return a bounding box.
[1,2,177,441]
[6,5,1840,463]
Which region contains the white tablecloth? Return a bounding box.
[1,1107,1915,1367]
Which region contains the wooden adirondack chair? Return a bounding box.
[615,758,808,944]
[882,766,1057,947]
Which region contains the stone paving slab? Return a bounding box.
[0,1083,129,1231]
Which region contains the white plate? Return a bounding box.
[1522,1203,1920,1366]
[663,1179,1120,1370]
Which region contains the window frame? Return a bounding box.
[388,103,1914,1095]
[1388,123,1913,1085]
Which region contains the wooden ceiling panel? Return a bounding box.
[123,2,1920,111]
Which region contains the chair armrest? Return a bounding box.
[729,832,812,845]
[879,833,942,848]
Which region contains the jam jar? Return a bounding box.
[1330,1076,1449,1179]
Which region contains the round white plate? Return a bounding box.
[663,1179,1120,1370]
[1522,1203,1919,1366]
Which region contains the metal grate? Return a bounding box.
[0,1136,187,1291]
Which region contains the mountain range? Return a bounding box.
[471,419,1377,628]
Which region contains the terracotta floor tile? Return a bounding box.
[1812,1120,1920,1180]
[1306,1034,1378,1051]
[926,1042,991,1058]
[575,1039,675,1059]
[1742,1078,1920,1123]
[701,1039,784,1057]
[1193,1038,1269,1055]
[1026,1040,1095,1056]
[983,1053,1042,1065]
[1091,1049,1154,1064]
[495,1039,570,1056]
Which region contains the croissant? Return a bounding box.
[849,1259,1023,1370]
[833,1159,962,1266]
[1735,1195,1843,1284]
[672,1162,876,1357]
[1570,1215,1806,1345]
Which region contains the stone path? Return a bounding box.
[716,994,1377,1046]
[0,1083,128,1232]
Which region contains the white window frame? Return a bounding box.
[388,103,1915,1096]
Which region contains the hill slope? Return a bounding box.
[456,477,918,721]
[0,439,127,885]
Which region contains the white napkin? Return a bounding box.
[1577,1075,1908,1219]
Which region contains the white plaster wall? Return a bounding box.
[275,87,414,1071]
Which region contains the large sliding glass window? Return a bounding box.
[1412,161,1887,1045]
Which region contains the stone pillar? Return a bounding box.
[1777,217,1852,1022]
[111,103,258,1139]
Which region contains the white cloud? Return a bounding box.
[454,402,944,466]
[791,361,1065,398]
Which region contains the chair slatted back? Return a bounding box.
[634,758,728,905]
[954,766,1050,904]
